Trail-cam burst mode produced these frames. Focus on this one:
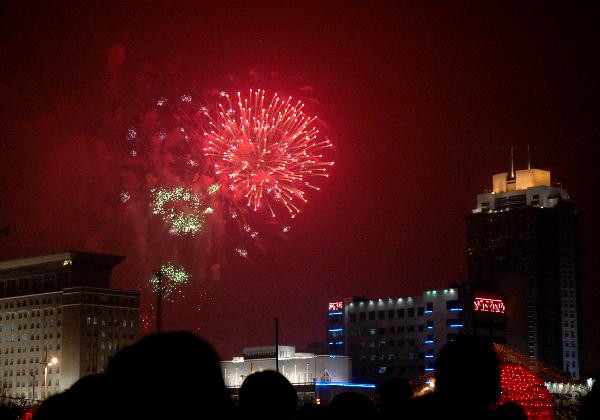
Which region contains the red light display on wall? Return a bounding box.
[498,363,554,420]
[328,301,343,311]
[474,297,506,313]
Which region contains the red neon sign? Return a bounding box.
[474,297,505,313]
[328,302,343,311]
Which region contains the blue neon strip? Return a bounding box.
[328,342,334,345]
[315,382,376,389]
[328,328,343,332]
[424,310,433,314]
[424,340,434,344]
[425,355,434,359]
[427,326,433,329]
[450,308,463,312]
[336,341,343,344]
[328,312,343,316]
[425,368,435,372]
[450,324,464,328]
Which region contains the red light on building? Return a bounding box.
[498,363,554,419]
[328,301,343,311]
[474,297,506,313]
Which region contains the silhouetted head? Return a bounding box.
[495,402,527,420]
[238,370,297,419]
[33,374,112,420]
[435,336,501,409]
[106,331,232,418]
[296,402,327,420]
[375,377,412,415]
[328,391,376,419]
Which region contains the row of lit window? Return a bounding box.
[85,317,135,328]
[355,365,424,375]
[4,357,61,367]
[0,332,60,342]
[349,319,459,337]
[1,296,61,309]
[1,379,59,388]
[3,342,60,354]
[2,366,60,376]
[0,320,61,332]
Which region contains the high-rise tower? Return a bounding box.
[467,160,581,377]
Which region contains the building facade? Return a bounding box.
[220,345,351,389]
[327,287,507,383]
[0,251,140,400]
[468,166,582,378]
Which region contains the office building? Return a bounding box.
[327,287,506,383]
[468,161,581,377]
[0,251,140,399]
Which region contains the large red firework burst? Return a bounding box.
[202,89,334,217]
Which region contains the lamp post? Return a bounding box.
[30,372,36,401]
[44,357,58,399]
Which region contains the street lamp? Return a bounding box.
[44,357,59,399]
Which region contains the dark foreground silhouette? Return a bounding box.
[406,336,502,420]
[34,331,233,420]
[238,370,297,419]
[30,332,554,420]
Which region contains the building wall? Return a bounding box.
[468,178,581,378]
[327,288,506,384]
[221,348,351,388]
[0,252,140,400]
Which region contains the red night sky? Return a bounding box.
[1,2,598,372]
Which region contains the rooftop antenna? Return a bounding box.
[527,144,531,170]
[509,147,515,179]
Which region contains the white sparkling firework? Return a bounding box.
[120,191,131,203]
[156,97,167,107]
[235,247,248,258]
[126,127,137,140]
[180,94,192,103]
[130,149,138,157]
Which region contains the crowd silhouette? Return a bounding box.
[20,332,598,419]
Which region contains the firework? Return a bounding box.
[149,262,190,300]
[203,89,334,217]
[150,187,205,235]
[120,191,131,203]
[235,247,248,258]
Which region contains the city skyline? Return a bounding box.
[1,2,598,374]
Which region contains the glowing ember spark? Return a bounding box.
[235,247,248,258]
[126,127,137,140]
[208,183,221,195]
[120,191,131,203]
[203,89,334,217]
[150,187,205,235]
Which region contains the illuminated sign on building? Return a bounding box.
[328,302,343,311]
[474,297,506,313]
